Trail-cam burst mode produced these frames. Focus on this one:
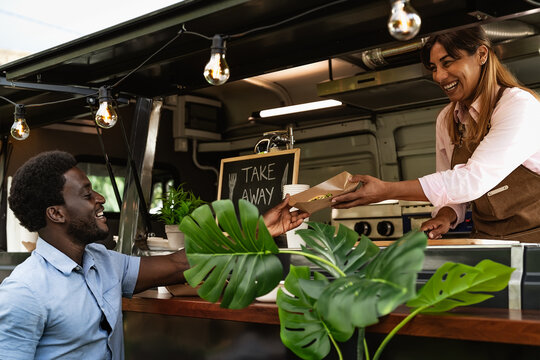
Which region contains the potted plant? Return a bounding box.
[179,199,514,360]
[157,183,206,249]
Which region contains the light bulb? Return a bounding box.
[11,105,30,141]
[95,86,118,129]
[388,0,421,41]
[203,35,230,86]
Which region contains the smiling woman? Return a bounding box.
[331,26,540,243]
[428,42,487,107]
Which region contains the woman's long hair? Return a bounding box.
[421,26,539,145]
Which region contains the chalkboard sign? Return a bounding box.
[217,149,300,214]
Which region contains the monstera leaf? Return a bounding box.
[296,222,380,277]
[317,230,427,333]
[407,259,515,312]
[181,198,513,360]
[180,199,282,309]
[277,265,348,360]
[278,229,427,359]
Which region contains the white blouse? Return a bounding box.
[419,86,540,225]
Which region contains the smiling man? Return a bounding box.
[0,151,190,360]
[0,151,307,359]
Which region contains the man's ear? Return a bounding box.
[46,206,66,224]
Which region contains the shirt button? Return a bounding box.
[75,266,82,271]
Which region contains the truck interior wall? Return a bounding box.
[154,108,221,203]
[241,103,444,223]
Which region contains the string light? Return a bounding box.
[0,0,388,134]
[387,0,421,41]
[203,35,230,86]
[95,86,118,129]
[11,105,30,141]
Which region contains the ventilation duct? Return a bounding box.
[351,21,537,72]
[482,20,537,42]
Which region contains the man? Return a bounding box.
[0,151,307,359]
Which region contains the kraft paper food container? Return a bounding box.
[288,171,358,214]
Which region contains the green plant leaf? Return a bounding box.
[277,265,348,360]
[360,230,427,312]
[406,259,515,313]
[157,183,207,225]
[317,230,427,333]
[296,222,380,277]
[180,199,282,309]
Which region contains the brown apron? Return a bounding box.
[450,88,540,242]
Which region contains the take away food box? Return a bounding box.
[288,171,358,214]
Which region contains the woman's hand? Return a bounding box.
[420,207,457,239]
[332,175,428,209]
[331,175,387,209]
[263,194,310,237]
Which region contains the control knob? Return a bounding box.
[377,221,395,237]
[354,221,371,236]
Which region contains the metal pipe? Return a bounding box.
[380,38,428,58]
[192,139,219,182]
[360,38,427,70]
[359,20,537,70]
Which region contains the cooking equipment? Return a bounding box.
[332,200,403,240]
[402,201,474,235]
[331,200,473,240]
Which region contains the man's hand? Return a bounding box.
[263,194,310,237]
[420,207,457,239]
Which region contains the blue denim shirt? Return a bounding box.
[0,238,140,360]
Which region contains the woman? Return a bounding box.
[332,26,540,242]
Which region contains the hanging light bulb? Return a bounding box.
[11,105,30,141]
[387,0,421,41]
[95,86,118,129]
[203,35,230,86]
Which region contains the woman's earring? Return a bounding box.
[481,57,487,65]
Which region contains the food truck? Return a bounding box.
[1,1,540,358]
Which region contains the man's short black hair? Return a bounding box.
[9,151,77,232]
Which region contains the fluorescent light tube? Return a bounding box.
[259,99,342,118]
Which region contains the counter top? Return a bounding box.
[123,290,540,346]
[374,238,520,247]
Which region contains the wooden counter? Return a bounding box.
[123,290,540,346]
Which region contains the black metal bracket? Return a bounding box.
[0,77,131,104]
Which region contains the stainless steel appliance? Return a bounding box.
[331,200,404,240]
[331,200,473,240]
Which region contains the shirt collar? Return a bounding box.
[454,99,481,124]
[453,85,501,124]
[34,237,94,275]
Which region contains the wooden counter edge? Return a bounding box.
[123,290,280,325]
[123,290,540,346]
